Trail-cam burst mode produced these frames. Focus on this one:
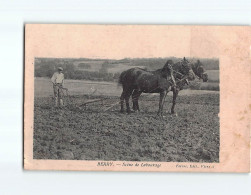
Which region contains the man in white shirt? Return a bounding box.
[51,67,65,107]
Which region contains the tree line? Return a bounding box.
[35,59,120,82]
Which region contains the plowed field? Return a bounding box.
[33,93,219,162]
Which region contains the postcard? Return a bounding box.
[24,24,250,172]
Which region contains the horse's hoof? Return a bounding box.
[171,112,178,117]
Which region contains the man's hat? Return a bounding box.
[58,67,63,71]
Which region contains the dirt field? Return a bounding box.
[33,89,219,162]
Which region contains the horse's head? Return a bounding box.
[161,59,174,76]
[162,60,174,69]
[176,57,195,81]
[192,60,208,82]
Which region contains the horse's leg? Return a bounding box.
[125,89,133,113]
[135,91,142,111]
[160,90,169,114]
[120,89,126,113]
[132,89,137,111]
[171,88,179,114]
[132,89,142,112]
[157,91,165,116]
[160,90,168,115]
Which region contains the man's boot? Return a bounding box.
[59,99,64,107]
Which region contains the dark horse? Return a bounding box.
[167,59,209,114]
[118,57,195,115]
[173,59,208,92]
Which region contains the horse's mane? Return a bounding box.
[171,61,186,74]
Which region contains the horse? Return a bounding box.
[118,57,195,116]
[129,59,209,115]
[191,60,208,82]
[168,59,209,114]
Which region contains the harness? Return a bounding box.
[194,65,207,80]
[172,69,190,86]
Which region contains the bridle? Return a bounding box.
[172,60,193,85]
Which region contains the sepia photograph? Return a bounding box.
[34,57,219,163]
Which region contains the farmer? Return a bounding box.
[51,67,65,107]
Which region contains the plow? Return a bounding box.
[57,85,121,112]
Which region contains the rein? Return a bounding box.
[173,69,185,77]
